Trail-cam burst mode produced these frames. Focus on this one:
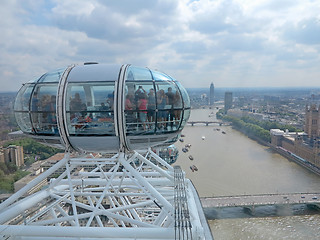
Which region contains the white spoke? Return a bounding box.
[0,150,208,239]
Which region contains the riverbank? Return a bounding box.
[230,124,320,177]
[270,146,320,177]
[230,125,269,147]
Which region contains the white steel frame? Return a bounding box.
[0,149,206,240]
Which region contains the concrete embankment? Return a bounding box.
[230,125,320,177]
[270,145,320,176]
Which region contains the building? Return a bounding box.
[0,145,24,167]
[227,108,267,121]
[224,91,233,114]
[305,104,320,138]
[270,104,320,169]
[270,129,320,168]
[209,83,214,106]
[40,153,68,174]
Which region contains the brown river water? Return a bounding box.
[174,108,320,240]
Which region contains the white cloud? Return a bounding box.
[0,0,320,92]
[283,18,320,45]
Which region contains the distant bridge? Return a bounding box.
[200,193,320,214]
[187,121,230,126]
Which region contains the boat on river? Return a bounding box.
[182,147,188,153]
[190,165,198,172]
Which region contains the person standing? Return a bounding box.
[147,88,156,123]
[157,89,167,130]
[166,87,175,129]
[138,92,148,131]
[173,91,182,127]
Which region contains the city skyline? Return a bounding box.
[1,0,320,92]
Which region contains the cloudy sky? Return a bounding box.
[1,0,320,92]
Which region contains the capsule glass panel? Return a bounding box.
[14,84,34,111]
[27,76,43,83]
[152,71,172,81]
[66,82,116,136]
[15,112,32,133]
[31,84,58,135]
[176,82,190,108]
[175,82,190,130]
[180,109,191,131]
[154,81,181,132]
[14,84,34,133]
[38,68,66,83]
[124,81,156,135]
[126,66,153,80]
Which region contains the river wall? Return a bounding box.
[230,125,320,177]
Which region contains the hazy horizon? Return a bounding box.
[3,85,320,95]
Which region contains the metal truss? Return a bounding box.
[0,149,209,240]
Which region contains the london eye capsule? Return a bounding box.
[14,63,191,152]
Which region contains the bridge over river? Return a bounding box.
[200,193,320,215]
[187,121,230,126]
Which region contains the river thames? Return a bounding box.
[174,108,320,239]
